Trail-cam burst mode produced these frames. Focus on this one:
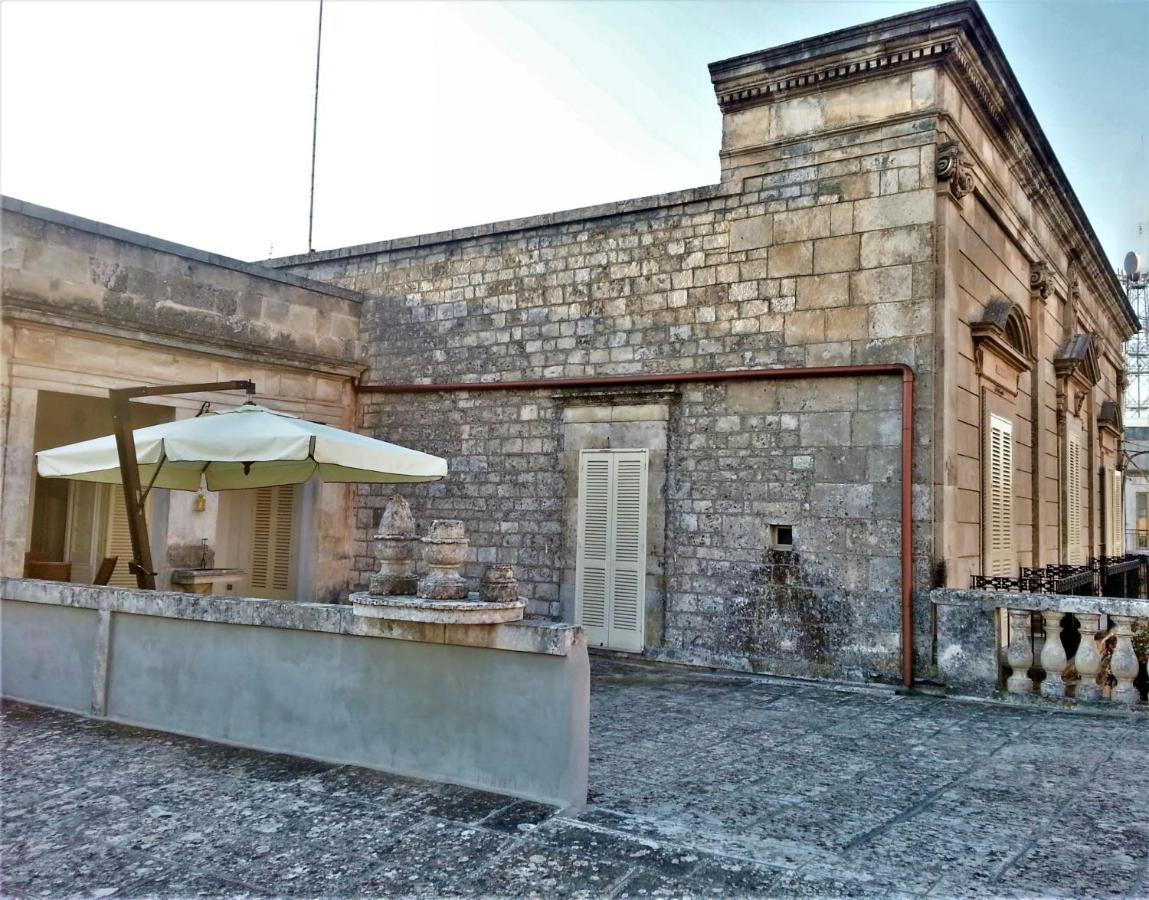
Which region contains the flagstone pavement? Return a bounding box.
[2,658,1146,898]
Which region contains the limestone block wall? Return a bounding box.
[932,65,1132,587]
[278,111,939,682]
[1,198,363,368]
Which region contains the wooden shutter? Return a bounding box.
[575,455,611,648]
[575,450,648,652]
[249,485,297,600]
[986,415,1014,577]
[1066,435,1084,564]
[66,483,102,584]
[1109,469,1123,555]
[104,487,141,587]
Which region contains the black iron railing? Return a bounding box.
[972,554,1149,599]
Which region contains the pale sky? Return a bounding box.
[1,0,1146,268]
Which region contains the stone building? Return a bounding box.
[1,1,1138,686]
[0,198,365,601]
[268,0,1136,682]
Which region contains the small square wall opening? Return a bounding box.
[772,525,793,550]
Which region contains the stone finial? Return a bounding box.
[369,496,418,597]
[936,141,975,202]
[377,494,416,537]
[479,565,519,604]
[418,520,469,600]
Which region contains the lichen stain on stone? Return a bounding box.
[728,548,854,677]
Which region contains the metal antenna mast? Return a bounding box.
[307,0,324,253]
[1122,251,1149,417]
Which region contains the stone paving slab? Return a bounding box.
[2,658,1147,898]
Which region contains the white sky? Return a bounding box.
[2,0,1146,267]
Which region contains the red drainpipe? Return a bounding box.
[357,363,917,688]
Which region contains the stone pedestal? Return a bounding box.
[418,520,469,600]
[369,496,418,597]
[480,565,519,603]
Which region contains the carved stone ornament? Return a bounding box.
[1029,261,1052,300]
[369,495,419,597]
[935,141,975,201]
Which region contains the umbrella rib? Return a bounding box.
[139,451,167,508]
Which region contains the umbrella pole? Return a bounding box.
[109,380,256,590]
[111,391,157,590]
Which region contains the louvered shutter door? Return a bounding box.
[986,416,1014,577]
[105,488,135,586]
[576,450,648,652]
[575,455,611,648]
[1067,436,1084,564]
[249,485,297,600]
[608,452,647,652]
[1111,470,1123,555]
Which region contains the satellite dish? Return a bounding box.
[1125,251,1143,281]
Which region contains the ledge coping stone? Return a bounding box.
[2,577,579,657]
[932,587,1149,619]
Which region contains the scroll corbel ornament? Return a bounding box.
[936,140,975,202]
[1029,261,1052,301]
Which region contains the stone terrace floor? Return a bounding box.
[2,658,1147,899]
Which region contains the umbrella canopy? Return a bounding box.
[36,404,447,491]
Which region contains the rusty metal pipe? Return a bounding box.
[357,363,917,687]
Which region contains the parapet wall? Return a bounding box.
[0,578,589,808]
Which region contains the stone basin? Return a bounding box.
[349,591,525,624]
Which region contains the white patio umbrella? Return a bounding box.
[36,404,447,490]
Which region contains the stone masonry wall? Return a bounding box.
[281,109,938,683]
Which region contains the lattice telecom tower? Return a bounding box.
[1123,251,1149,418]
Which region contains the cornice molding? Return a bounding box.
[715,41,951,113]
[708,2,1136,337]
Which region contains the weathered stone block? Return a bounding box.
[729,215,773,251]
[859,226,932,268]
[800,412,852,447]
[773,207,830,243]
[769,241,813,277]
[851,265,912,305]
[784,309,825,343]
[813,235,860,274]
[796,273,849,309]
[852,190,934,232]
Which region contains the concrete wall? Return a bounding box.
[0,578,590,808]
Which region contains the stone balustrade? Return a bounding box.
[932,589,1148,707]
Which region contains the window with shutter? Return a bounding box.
[985,415,1014,577]
[249,484,298,600]
[1109,469,1123,555]
[1066,435,1084,564]
[576,449,648,652]
[104,487,146,587]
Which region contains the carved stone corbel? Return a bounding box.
[1029,261,1052,301]
[936,140,975,203]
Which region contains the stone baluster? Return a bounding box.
[1072,613,1103,701]
[1038,610,1068,699]
[418,520,469,600]
[1109,616,1141,706]
[1005,609,1034,695]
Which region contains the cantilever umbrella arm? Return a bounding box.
[110,380,255,590]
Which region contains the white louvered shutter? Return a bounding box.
[1110,469,1123,555]
[249,485,297,600]
[1067,435,1084,564]
[105,487,143,587]
[575,455,611,648]
[576,450,648,652]
[986,415,1014,577]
